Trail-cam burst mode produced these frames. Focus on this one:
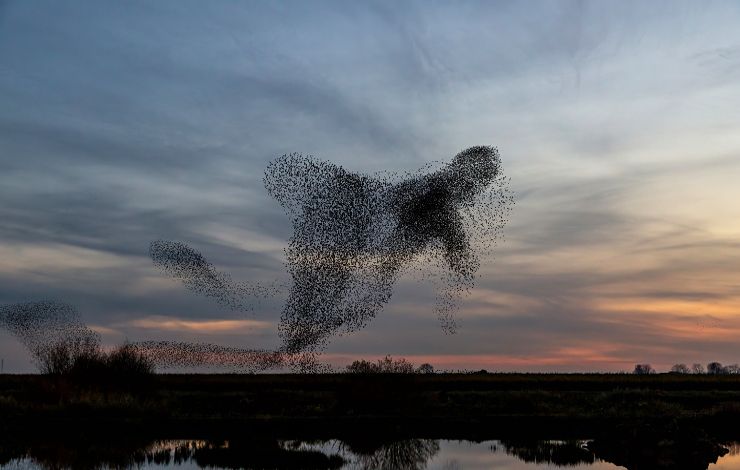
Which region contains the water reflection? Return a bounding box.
[586,424,729,470]
[0,440,217,470]
[1,433,737,470]
[291,439,440,470]
[491,439,595,466]
[710,441,740,469]
[0,439,344,470]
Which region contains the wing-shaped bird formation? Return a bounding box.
[1,146,513,373]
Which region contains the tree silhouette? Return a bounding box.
[416,363,434,374]
[707,362,726,374]
[633,364,654,374]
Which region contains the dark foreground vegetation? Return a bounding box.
[4,370,740,428]
[5,367,740,469]
[4,371,740,470]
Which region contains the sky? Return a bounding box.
[1,0,740,373]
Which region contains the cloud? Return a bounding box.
[111,316,271,335]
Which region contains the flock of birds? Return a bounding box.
[1,146,513,372]
[0,300,101,370]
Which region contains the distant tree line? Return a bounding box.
[633,362,740,374]
[346,355,435,374]
[348,358,740,375]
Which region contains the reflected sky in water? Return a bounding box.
[0,439,626,470]
[303,440,622,470]
[5,437,740,470]
[710,442,740,469]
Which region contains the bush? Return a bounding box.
[707,362,727,375]
[36,334,102,375]
[416,363,434,374]
[35,339,155,395]
[671,364,690,374]
[106,343,155,376]
[341,356,421,414]
[346,355,415,374]
[346,359,379,374]
[376,355,414,373]
[633,364,654,375]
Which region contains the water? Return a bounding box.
[296,439,620,469]
[2,437,738,470]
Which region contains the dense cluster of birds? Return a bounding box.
[141,146,512,371]
[149,240,282,313]
[1,146,512,373]
[132,340,327,373]
[0,301,101,367]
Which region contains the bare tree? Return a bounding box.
[376,355,415,373]
[416,363,434,374]
[346,355,415,373]
[726,364,740,374]
[346,359,379,373]
[707,362,726,374]
[36,334,101,375]
[671,364,690,374]
[633,364,654,374]
[692,363,705,374]
[339,439,440,470]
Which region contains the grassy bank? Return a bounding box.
[3,373,740,429]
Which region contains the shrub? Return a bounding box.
[346,355,414,374]
[35,339,155,395]
[346,359,379,374]
[341,356,421,414]
[633,364,654,375]
[376,355,414,373]
[106,343,155,376]
[416,363,434,374]
[36,334,102,375]
[671,364,690,374]
[37,341,76,375]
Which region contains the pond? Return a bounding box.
[1,435,739,470]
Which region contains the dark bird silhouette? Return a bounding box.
[1,147,512,373]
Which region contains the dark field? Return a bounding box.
[4,372,740,469]
[3,373,740,432]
